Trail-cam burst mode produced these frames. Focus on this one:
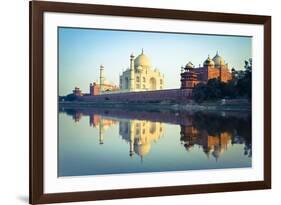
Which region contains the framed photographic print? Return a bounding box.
[30,0,271,204]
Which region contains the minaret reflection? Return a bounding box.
[180,124,231,161]
[119,120,164,160]
[89,114,117,144]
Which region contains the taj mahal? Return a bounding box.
[85,49,164,96]
[119,49,164,91]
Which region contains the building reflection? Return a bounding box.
[119,120,164,160]
[180,112,252,160]
[180,125,232,161]
[89,114,117,144]
[61,108,251,162]
[73,112,165,159]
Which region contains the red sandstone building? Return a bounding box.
[89,82,119,96]
[181,52,232,89]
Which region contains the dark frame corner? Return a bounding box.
[30,1,271,204]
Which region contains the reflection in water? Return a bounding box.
[181,125,232,161]
[59,108,251,176]
[119,120,164,160]
[86,111,164,158]
[89,115,117,144]
[180,113,252,161]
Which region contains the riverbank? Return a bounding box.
[59,99,251,112]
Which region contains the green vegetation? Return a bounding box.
[192,59,252,103]
[60,94,77,101]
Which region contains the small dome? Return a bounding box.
[203,55,215,66]
[134,49,151,68]
[212,51,225,66]
[185,61,194,69]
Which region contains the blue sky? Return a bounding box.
[59,27,252,96]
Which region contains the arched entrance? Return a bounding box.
[125,77,129,89]
[149,78,156,90]
[149,122,156,134]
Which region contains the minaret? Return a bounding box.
[219,60,222,81]
[99,119,104,145]
[129,121,135,157]
[129,53,135,91]
[99,65,104,92]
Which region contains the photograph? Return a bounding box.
[29,1,271,204]
[0,0,276,203]
[58,27,253,177]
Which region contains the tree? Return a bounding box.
[236,59,252,99]
[192,83,208,103]
[64,94,78,101]
[206,78,222,100]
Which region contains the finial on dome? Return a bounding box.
[216,50,219,55]
[141,48,144,54]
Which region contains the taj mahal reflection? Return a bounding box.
[88,112,165,159]
[119,120,164,159]
[62,108,251,164]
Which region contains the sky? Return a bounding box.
[58,27,252,96]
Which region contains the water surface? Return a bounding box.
[58,108,251,177]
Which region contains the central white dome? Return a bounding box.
[134,50,151,68]
[212,51,225,66]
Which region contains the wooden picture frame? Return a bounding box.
[30,0,271,204]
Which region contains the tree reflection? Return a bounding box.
[180,112,252,159]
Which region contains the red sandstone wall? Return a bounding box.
[90,84,100,96]
[194,67,232,83]
[77,89,193,103]
[221,68,232,82]
[208,67,220,80]
[93,85,100,95]
[195,67,208,82]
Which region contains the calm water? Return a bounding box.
[58,108,252,177]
